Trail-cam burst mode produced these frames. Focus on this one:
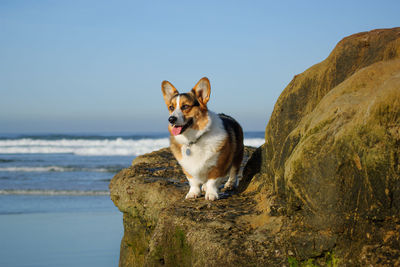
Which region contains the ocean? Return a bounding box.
[0,132,264,266]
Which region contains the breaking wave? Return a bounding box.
[0,189,110,196]
[0,137,264,156]
[0,166,118,172]
[244,138,265,147]
[0,138,170,156]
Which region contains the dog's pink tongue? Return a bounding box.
[171,126,183,136]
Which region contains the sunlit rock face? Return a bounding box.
[110,28,400,266]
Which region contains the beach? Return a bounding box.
[0,208,122,267]
[0,132,265,266]
[0,194,123,267]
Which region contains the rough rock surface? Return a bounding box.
[110,147,262,266]
[110,28,400,266]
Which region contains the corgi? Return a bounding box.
[161,77,244,201]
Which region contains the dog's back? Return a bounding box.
[218,113,244,190]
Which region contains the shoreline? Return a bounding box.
[0,210,123,267]
[0,194,123,267]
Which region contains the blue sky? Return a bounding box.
[1,1,399,133]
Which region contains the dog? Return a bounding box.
[161,77,244,200]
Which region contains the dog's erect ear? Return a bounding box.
[161,80,179,106]
[192,77,211,106]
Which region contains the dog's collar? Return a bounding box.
[188,131,205,146]
[185,127,208,156]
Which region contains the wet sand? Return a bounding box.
[0,202,122,267]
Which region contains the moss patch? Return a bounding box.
[288,251,339,267]
[119,212,154,267]
[151,225,192,267]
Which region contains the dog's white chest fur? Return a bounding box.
[174,111,227,182]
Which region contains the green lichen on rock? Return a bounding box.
[288,251,339,267]
[150,226,192,267]
[119,212,153,267]
[282,59,400,223]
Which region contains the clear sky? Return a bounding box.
[1,0,399,133]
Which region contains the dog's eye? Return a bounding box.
[181,105,190,110]
[169,106,174,111]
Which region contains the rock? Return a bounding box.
[110,27,400,266]
[110,146,260,266]
[244,27,400,265]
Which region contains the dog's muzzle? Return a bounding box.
[169,118,193,136]
[168,116,177,124]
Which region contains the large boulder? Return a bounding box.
[243,27,400,265]
[110,28,400,266]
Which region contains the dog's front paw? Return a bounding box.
[185,190,200,199]
[205,191,219,201]
[201,183,208,192]
[223,182,235,191]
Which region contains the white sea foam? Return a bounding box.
[0,138,170,156]
[244,138,265,147]
[0,189,110,196]
[0,166,111,172]
[0,166,67,172]
[0,137,265,156]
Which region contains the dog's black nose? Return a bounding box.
[168,116,177,124]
